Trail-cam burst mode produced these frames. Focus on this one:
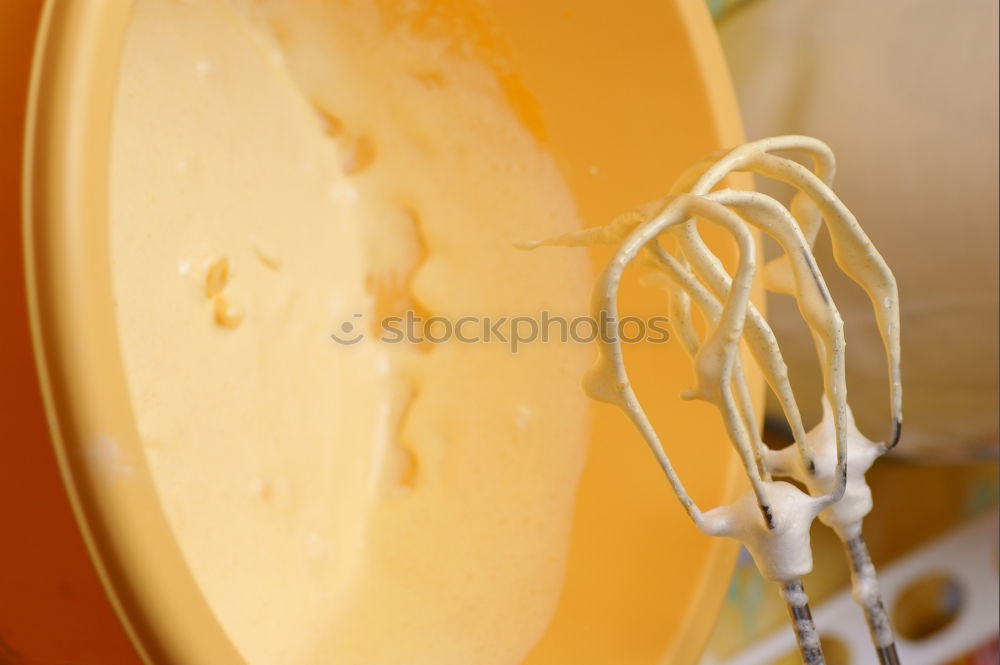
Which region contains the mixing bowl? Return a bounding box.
[4,1,760,663]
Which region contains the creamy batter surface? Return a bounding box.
[109,1,591,663]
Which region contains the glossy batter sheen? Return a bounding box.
[109,2,591,664]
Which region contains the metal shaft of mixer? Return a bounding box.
[844,535,901,665]
[781,578,826,665]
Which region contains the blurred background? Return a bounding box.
[701,1,998,663]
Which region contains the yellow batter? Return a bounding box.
[109,1,591,663]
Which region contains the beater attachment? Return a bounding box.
[520,136,903,665]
